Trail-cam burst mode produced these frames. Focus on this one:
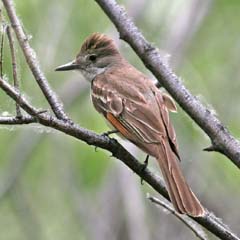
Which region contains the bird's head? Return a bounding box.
[55,33,121,81]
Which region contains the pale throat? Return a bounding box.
[78,67,106,82]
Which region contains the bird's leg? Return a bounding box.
[141,155,149,185]
[101,129,119,137]
[95,130,119,152]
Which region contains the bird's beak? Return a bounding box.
[55,60,79,71]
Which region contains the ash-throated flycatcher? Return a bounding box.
[56,33,205,217]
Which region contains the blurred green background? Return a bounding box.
[0,0,240,239]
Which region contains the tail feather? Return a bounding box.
[157,140,205,217]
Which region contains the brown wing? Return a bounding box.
[91,65,179,157]
[155,91,180,160]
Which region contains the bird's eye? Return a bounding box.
[88,54,97,62]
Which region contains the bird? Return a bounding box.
[55,33,205,217]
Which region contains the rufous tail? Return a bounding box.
[157,141,205,217]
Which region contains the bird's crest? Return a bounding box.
[80,33,119,56]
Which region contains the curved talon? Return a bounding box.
[141,155,149,185]
[101,129,119,137]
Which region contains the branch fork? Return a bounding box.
[0,0,239,239]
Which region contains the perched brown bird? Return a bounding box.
[56,33,205,217]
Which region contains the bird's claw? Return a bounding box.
[101,129,119,137]
[140,155,149,185]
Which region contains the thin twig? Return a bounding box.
[94,0,240,169]
[0,115,36,124]
[148,195,208,240]
[2,0,69,121]
[0,78,87,201]
[0,76,239,240]
[6,25,21,117]
[0,1,239,239]
[0,21,5,78]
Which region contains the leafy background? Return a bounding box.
[0,0,240,239]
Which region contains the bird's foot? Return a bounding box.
[96,130,119,152]
[101,129,119,137]
[141,155,149,185]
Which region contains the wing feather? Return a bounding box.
[91,66,179,159]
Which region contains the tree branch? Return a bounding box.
[0,76,239,240]
[0,10,5,78]
[0,1,239,239]
[2,0,69,121]
[0,115,36,124]
[6,24,22,117]
[148,195,208,240]
[94,0,240,169]
[0,78,88,200]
